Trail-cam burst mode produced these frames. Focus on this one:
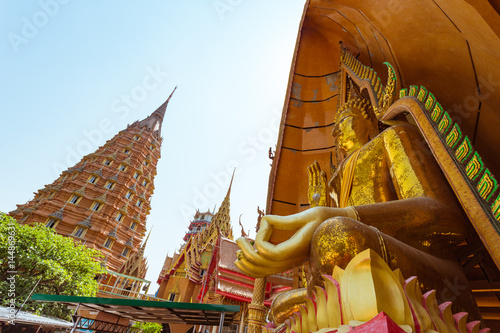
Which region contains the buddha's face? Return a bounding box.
[332,109,372,155]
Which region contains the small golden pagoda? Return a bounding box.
[157,177,236,328]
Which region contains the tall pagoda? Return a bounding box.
[9,88,176,276]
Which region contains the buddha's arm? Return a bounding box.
[353,197,466,249]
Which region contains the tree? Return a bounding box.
[132,321,163,333]
[0,213,104,320]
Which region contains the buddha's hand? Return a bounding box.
[307,161,329,207]
[235,207,348,277]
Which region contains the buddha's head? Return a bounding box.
[332,98,378,155]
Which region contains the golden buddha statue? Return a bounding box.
[236,96,480,323]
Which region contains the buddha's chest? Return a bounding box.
[330,145,397,206]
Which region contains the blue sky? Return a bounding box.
[0,1,305,287]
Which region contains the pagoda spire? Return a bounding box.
[137,86,177,137]
[208,169,235,240]
[150,86,176,123]
[226,168,235,198]
[139,228,152,255]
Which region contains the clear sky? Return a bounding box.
[0,1,306,289]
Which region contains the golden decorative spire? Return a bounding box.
[122,156,131,165]
[95,193,107,204]
[208,169,235,240]
[73,185,86,196]
[140,228,152,255]
[107,152,117,160]
[119,205,128,214]
[136,164,144,175]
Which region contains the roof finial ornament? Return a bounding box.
[141,227,152,251]
[226,168,236,197]
[239,214,248,237]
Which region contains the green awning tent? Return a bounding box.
[31,294,240,331]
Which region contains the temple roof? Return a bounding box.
[48,208,64,220]
[199,237,292,305]
[77,217,92,228]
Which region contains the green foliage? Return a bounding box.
[132,321,163,333]
[0,213,104,320]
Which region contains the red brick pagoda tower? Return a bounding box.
[182,210,214,242]
[10,88,176,275]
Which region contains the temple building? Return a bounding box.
[9,88,176,296]
[157,176,235,303]
[157,176,293,333]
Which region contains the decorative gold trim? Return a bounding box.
[381,98,500,270]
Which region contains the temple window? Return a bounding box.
[45,218,58,229]
[68,195,82,205]
[133,172,140,179]
[133,135,140,141]
[119,164,127,171]
[103,238,114,249]
[130,222,137,230]
[124,149,130,154]
[116,213,124,222]
[150,144,155,151]
[142,180,148,187]
[91,202,103,212]
[143,161,149,166]
[121,247,130,257]
[88,175,99,184]
[125,191,133,200]
[105,181,115,190]
[168,293,176,302]
[103,159,112,166]
[136,200,143,208]
[73,226,87,238]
